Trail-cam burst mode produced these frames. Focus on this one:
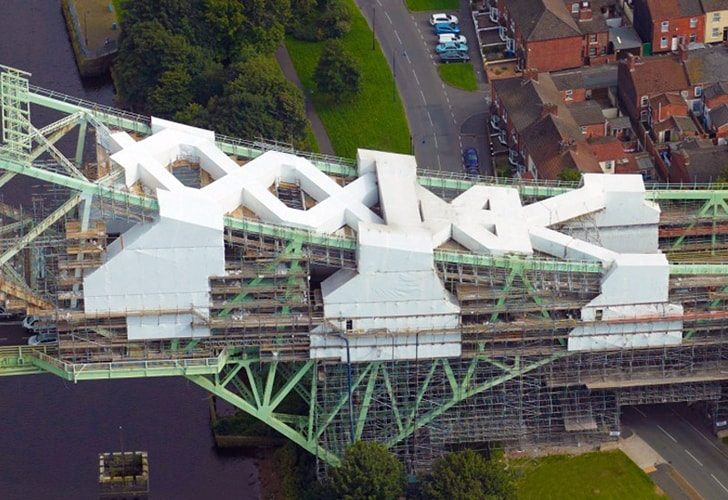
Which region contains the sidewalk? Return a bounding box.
[275,45,335,156]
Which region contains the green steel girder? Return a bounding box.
[669,192,728,251]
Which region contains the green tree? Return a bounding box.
[318,0,352,38]
[205,56,307,144]
[313,40,362,101]
[241,0,291,53]
[420,450,515,500]
[149,66,193,118]
[202,0,248,62]
[329,441,405,500]
[557,167,582,182]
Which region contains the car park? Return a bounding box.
[463,147,480,177]
[433,22,461,35]
[429,13,458,26]
[438,34,467,45]
[440,50,470,62]
[436,41,468,54]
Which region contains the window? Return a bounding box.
[589,33,598,43]
[589,46,597,56]
[580,126,587,135]
[714,12,722,22]
[690,33,696,43]
[661,21,669,32]
[565,89,574,100]
[695,86,703,97]
[690,17,698,28]
[595,309,603,321]
[714,27,721,38]
[346,319,353,331]
[641,95,649,107]
[572,2,579,13]
[660,36,668,48]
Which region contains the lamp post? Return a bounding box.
[84,10,89,47]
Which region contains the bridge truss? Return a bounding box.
[3,66,728,472]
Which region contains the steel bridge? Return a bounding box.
[4,65,728,472]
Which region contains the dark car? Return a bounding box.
[440,50,470,62]
[463,147,479,177]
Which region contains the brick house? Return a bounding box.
[492,0,619,72]
[670,140,728,181]
[632,0,705,53]
[700,0,728,43]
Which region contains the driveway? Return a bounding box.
[355,0,491,175]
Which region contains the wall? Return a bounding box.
[525,37,584,72]
[704,10,728,43]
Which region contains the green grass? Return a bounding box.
[111,0,123,20]
[285,0,411,158]
[303,123,321,153]
[437,62,478,91]
[405,0,459,11]
[515,451,665,500]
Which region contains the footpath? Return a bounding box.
[275,45,335,156]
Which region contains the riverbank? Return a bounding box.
[61,0,119,77]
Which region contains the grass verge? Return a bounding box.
[437,62,478,91]
[285,0,411,158]
[405,0,459,11]
[515,451,665,499]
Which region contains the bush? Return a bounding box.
[314,40,362,101]
[420,449,515,500]
[329,441,405,500]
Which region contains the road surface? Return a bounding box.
[355,0,491,174]
[623,404,728,499]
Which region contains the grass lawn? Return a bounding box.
[285,0,411,158]
[406,0,460,11]
[515,451,665,500]
[437,62,478,91]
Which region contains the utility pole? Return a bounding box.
[372,7,376,51]
[84,10,89,47]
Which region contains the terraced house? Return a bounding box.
[701,0,728,43]
[631,0,705,53]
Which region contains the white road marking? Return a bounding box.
[376,0,381,6]
[413,70,421,86]
[427,111,434,126]
[712,474,728,494]
[685,449,703,467]
[657,425,678,443]
[385,12,393,24]
[632,406,647,418]
[433,135,439,148]
[394,30,403,44]
[420,89,427,103]
[671,409,727,455]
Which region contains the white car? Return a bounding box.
[430,13,458,26]
[438,34,466,44]
[28,332,58,346]
[22,315,39,331]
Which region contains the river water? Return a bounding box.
[0,2,260,498]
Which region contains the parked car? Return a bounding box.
[433,22,461,35]
[440,50,470,62]
[436,41,468,54]
[28,331,58,346]
[430,13,458,25]
[438,34,467,44]
[22,315,38,331]
[463,147,480,177]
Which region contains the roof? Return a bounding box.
[492,74,566,132]
[653,115,699,134]
[644,0,704,18]
[685,46,728,85]
[710,103,728,129]
[568,101,606,126]
[675,143,728,182]
[570,0,612,35]
[609,26,643,50]
[649,93,688,108]
[700,0,728,12]
[704,81,728,101]
[607,115,632,130]
[507,0,581,41]
[589,136,626,161]
[551,64,619,91]
[622,54,690,99]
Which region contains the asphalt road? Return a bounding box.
[623,404,728,499]
[0,320,27,346]
[355,0,491,175]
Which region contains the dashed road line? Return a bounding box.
[394,30,403,44]
[684,449,703,467]
[657,424,678,443]
[413,70,421,86]
[419,89,427,103]
[427,111,434,126]
[385,12,393,24]
[632,406,647,418]
[712,474,728,494]
[671,409,728,457]
[376,0,381,5]
[433,135,439,148]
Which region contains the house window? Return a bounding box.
[580,126,587,135]
[565,89,573,100]
[661,21,669,32]
[690,17,698,28]
[640,95,649,107]
[595,309,603,321]
[589,34,598,43]
[660,36,668,48]
[589,46,597,56]
[714,27,721,38]
[695,86,703,97]
[572,2,579,13]
[714,12,721,22]
[690,33,696,43]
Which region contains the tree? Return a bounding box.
[557,167,582,182]
[204,56,307,144]
[318,0,352,39]
[313,40,362,101]
[420,450,515,500]
[329,441,405,500]
[149,66,193,118]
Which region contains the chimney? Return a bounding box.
[523,68,539,81]
[542,102,558,117]
[578,1,593,21]
[625,53,639,71]
[559,139,577,153]
[677,43,688,62]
